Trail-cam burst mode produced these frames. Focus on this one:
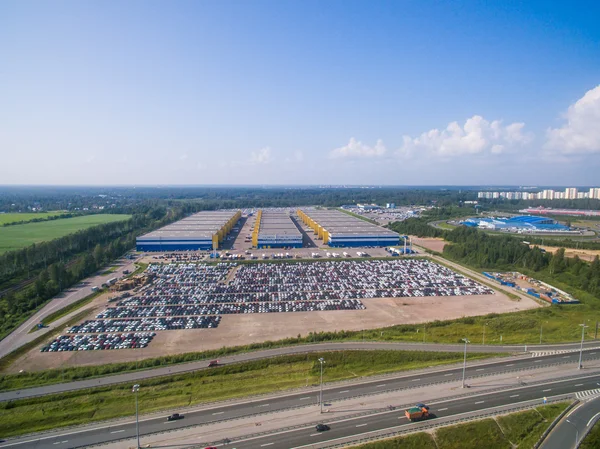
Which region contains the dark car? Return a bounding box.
[315,424,330,432]
[167,413,184,421]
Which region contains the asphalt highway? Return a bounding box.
[4,341,600,402]
[541,395,600,449]
[3,350,600,448]
[231,375,600,449]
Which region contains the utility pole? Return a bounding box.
[318,358,325,413]
[461,338,470,388]
[579,323,588,369]
[132,384,140,449]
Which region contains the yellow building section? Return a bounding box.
[252,209,262,247]
[212,210,242,250]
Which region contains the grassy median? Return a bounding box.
[0,350,499,437]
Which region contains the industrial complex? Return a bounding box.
[136,210,242,251]
[461,215,572,233]
[252,210,303,248]
[298,209,400,247]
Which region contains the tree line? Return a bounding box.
[0,205,186,339]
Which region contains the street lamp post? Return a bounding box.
[461,338,470,388]
[566,419,579,447]
[482,323,488,345]
[132,384,140,449]
[578,323,587,369]
[318,358,325,413]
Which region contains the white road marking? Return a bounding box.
[261,443,274,447]
[356,423,368,427]
[438,408,448,411]
[587,412,600,427]
[339,390,350,394]
[543,389,552,392]
[510,395,520,398]
[475,401,485,404]
[299,397,311,400]
[213,411,225,415]
[110,430,125,434]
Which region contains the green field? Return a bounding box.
[0,211,66,225]
[0,214,131,254]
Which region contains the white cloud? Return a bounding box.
[545,85,600,154]
[398,115,531,158]
[250,147,272,165]
[329,138,387,159]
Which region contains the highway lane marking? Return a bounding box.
[339,390,350,394]
[438,408,448,411]
[212,411,225,415]
[475,401,485,404]
[356,423,368,427]
[299,397,311,400]
[587,412,600,427]
[261,443,274,447]
[110,430,125,434]
[510,395,520,398]
[542,389,552,392]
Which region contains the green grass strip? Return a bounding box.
[0,350,499,437]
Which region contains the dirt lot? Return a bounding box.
[11,289,538,373]
[537,245,600,262]
[411,236,448,253]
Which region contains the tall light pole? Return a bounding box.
[579,323,588,369]
[318,358,325,413]
[132,384,140,449]
[461,338,470,388]
[482,323,488,345]
[566,419,579,447]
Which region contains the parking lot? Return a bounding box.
[40,259,496,353]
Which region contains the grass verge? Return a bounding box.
[580,419,600,448]
[0,350,498,437]
[28,290,103,333]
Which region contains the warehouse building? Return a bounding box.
[252,210,303,248]
[297,209,400,247]
[136,210,241,251]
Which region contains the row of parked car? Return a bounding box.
[97,299,366,319]
[67,316,222,334]
[41,332,156,352]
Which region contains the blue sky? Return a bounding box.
[1,0,599,185]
